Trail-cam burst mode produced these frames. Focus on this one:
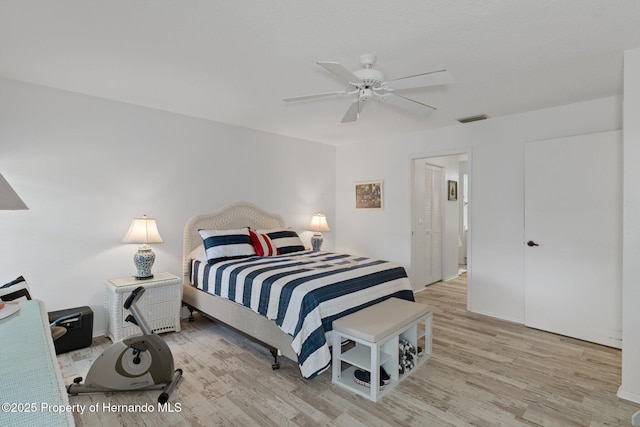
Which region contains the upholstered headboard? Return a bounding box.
[182,201,286,283]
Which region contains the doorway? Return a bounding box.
[411,151,471,295]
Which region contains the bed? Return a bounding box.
[181,201,414,379]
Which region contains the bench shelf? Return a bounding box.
[331,298,432,402]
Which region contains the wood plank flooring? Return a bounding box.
[57,275,640,426]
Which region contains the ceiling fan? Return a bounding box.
[283,53,452,123]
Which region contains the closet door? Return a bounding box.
[413,163,444,287]
[524,130,622,348]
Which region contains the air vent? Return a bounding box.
[457,114,488,124]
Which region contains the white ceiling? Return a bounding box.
[1,1,639,145]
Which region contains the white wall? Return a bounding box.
[336,95,621,323]
[620,48,640,403]
[0,77,336,336]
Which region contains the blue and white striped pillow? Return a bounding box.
[257,228,306,254]
[0,276,32,302]
[198,228,256,264]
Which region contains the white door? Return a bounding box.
[524,130,622,348]
[412,162,443,288]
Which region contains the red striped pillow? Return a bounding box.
[249,230,278,256]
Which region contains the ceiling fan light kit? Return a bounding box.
[283,53,452,122]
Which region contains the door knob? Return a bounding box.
[527,240,539,247]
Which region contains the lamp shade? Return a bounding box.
[0,173,28,210]
[121,215,164,244]
[306,213,331,233]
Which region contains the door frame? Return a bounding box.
[409,147,473,309]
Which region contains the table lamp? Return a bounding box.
[121,215,164,279]
[306,213,331,251]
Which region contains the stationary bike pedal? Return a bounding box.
[125,314,138,326]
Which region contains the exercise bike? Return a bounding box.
[67,286,182,404]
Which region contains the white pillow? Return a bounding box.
[187,245,207,264]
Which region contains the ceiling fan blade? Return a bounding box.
[381,94,436,115]
[283,90,348,102]
[341,100,362,123]
[387,70,453,90]
[317,61,361,85]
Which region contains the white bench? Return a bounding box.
[331,297,432,402]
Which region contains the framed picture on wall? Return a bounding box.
[448,180,458,201]
[355,181,383,210]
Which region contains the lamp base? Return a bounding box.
[310,233,324,251]
[133,245,156,279]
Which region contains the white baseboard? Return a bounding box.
[468,307,524,325]
[618,385,640,404]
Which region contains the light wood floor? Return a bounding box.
[58,275,640,426]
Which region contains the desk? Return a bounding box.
[0,300,74,426]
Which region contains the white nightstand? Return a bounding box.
[105,272,182,341]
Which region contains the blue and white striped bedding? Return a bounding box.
[191,250,414,379]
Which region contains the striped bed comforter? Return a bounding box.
[191,250,414,378]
